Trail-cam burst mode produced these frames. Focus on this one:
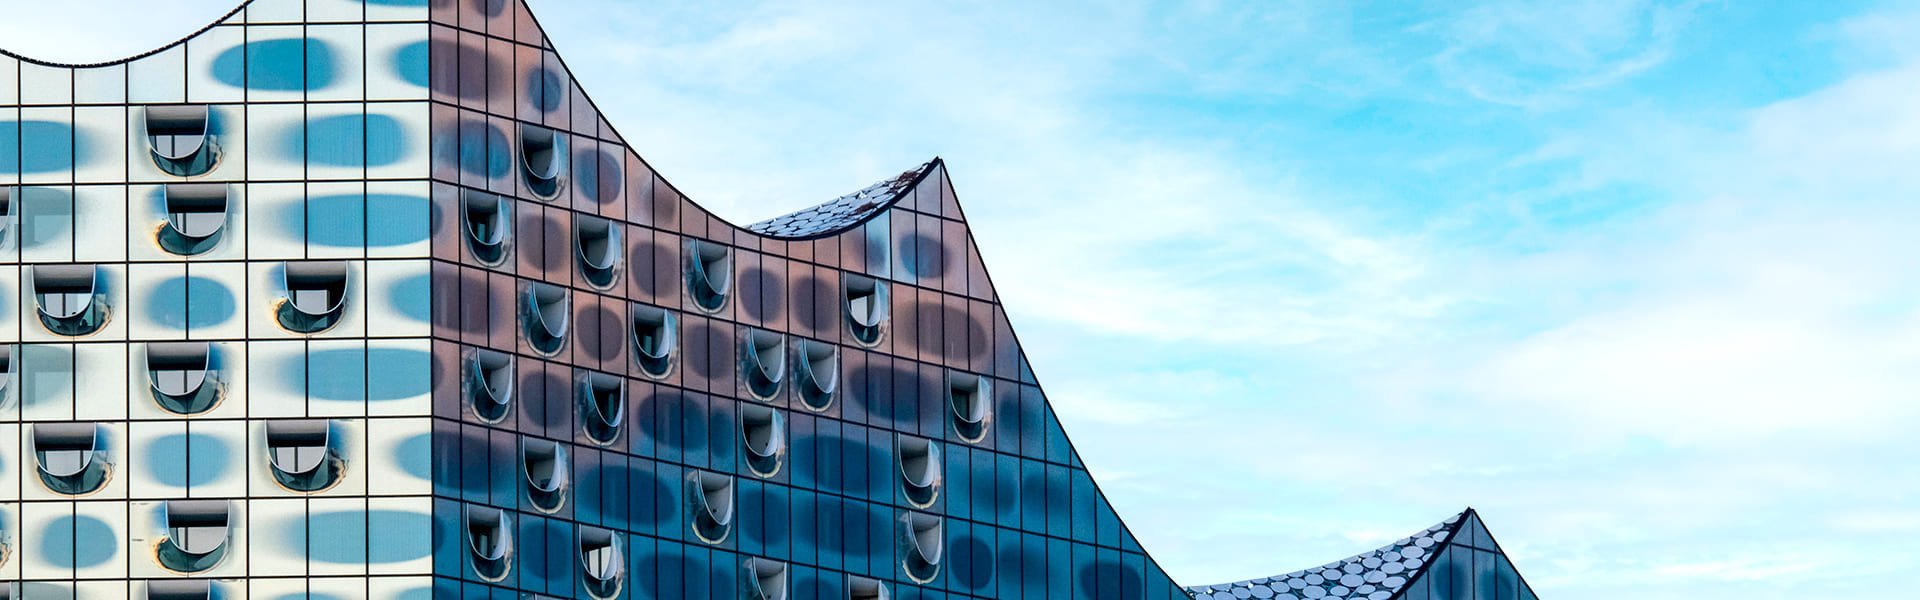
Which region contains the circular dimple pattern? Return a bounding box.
[1183,513,1466,600]
[747,162,931,238]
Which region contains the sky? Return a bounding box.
[5,1,1920,598]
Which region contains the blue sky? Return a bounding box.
[9,1,1920,598]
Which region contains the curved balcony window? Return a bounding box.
[901,512,945,583]
[145,580,214,600]
[576,215,622,289]
[897,436,942,508]
[0,345,15,411]
[687,471,735,544]
[147,342,222,415]
[32,264,108,336]
[630,304,677,379]
[275,261,350,334]
[467,349,514,423]
[265,419,344,493]
[744,558,789,600]
[522,282,570,355]
[847,576,891,600]
[520,124,567,199]
[580,526,626,599]
[742,329,786,400]
[0,582,15,600]
[145,105,220,177]
[843,274,889,346]
[794,339,838,411]
[31,422,111,496]
[0,187,14,248]
[740,404,786,478]
[948,372,992,443]
[462,189,512,266]
[157,183,229,255]
[577,372,625,446]
[466,505,514,581]
[155,499,233,573]
[685,240,733,313]
[523,438,569,513]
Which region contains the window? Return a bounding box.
[523,282,571,355]
[466,505,514,581]
[948,372,992,443]
[0,345,15,411]
[630,304,677,379]
[462,189,512,266]
[275,261,351,334]
[745,557,789,600]
[575,214,622,289]
[847,576,891,600]
[467,349,515,423]
[740,404,786,478]
[146,342,222,415]
[0,187,18,248]
[144,105,220,177]
[687,470,735,544]
[741,329,787,400]
[265,419,344,493]
[155,499,233,573]
[145,580,214,600]
[156,183,229,255]
[794,339,838,411]
[685,239,733,312]
[901,512,945,583]
[897,436,942,508]
[30,422,110,495]
[31,264,108,336]
[579,526,626,599]
[577,371,625,446]
[523,437,569,513]
[843,273,889,346]
[520,124,567,199]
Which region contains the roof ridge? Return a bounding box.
[746,159,939,239]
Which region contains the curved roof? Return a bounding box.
[1187,511,1464,600]
[747,159,937,239]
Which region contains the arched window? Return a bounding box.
[157,183,229,255]
[579,526,626,599]
[575,214,622,289]
[144,105,220,177]
[687,471,735,544]
[275,262,350,334]
[630,304,677,379]
[577,372,625,446]
[897,436,942,508]
[685,240,733,312]
[467,349,514,423]
[523,438,568,513]
[146,342,222,415]
[30,422,111,495]
[740,404,786,478]
[32,265,108,336]
[843,273,889,346]
[155,499,233,573]
[520,124,567,199]
[794,339,838,411]
[265,419,344,493]
[741,330,786,400]
[948,372,992,443]
[462,189,512,266]
[466,505,514,581]
[901,512,945,583]
[522,282,570,355]
[745,558,789,600]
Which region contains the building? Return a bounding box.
[0,0,1538,598]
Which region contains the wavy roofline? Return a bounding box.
[0,1,251,68]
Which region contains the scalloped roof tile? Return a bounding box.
[1186,512,1465,600]
[746,160,934,238]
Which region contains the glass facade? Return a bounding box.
[0,1,1536,599]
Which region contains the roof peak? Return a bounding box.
[746,158,941,239]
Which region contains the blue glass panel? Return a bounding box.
[145,432,233,487]
[41,514,115,568]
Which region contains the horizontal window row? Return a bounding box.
[20,418,349,496]
[11,261,359,337]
